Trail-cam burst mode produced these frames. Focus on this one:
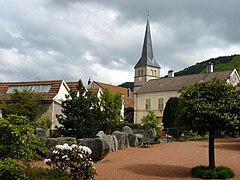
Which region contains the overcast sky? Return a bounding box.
[1,0,240,85]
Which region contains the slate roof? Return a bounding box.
[135,70,233,94]
[0,80,65,101]
[134,19,160,68]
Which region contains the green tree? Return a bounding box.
[57,80,103,138]
[0,90,42,121]
[177,78,240,169]
[0,115,45,162]
[100,88,122,134]
[141,111,163,142]
[162,97,180,128]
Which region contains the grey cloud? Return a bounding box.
[0,0,239,85]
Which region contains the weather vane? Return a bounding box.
[147,10,149,20]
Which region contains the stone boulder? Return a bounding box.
[128,133,139,147]
[77,138,110,161]
[46,137,77,150]
[122,126,133,134]
[113,131,130,150]
[138,127,157,144]
[35,128,47,138]
[96,131,118,151]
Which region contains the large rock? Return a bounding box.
[128,133,139,147]
[122,126,133,134]
[138,127,157,144]
[96,131,118,151]
[35,128,47,138]
[113,131,130,150]
[77,138,110,161]
[46,137,77,150]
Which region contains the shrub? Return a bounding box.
[45,143,97,179]
[191,165,235,179]
[215,166,235,179]
[24,167,71,180]
[141,111,163,143]
[0,158,25,180]
[31,116,52,130]
[0,115,46,162]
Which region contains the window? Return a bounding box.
[138,70,140,76]
[141,69,143,76]
[145,99,151,110]
[7,85,52,93]
[158,98,164,110]
[151,69,154,75]
[154,70,157,76]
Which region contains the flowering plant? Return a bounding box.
[44,143,97,179]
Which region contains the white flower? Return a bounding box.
[63,143,69,146]
[63,143,72,151]
[53,150,59,154]
[78,153,83,158]
[62,155,68,159]
[79,146,92,154]
[71,144,78,149]
[56,145,63,150]
[44,158,51,163]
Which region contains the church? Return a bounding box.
[133,19,240,124]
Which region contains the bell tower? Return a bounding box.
[134,18,160,91]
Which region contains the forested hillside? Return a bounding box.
[175,54,240,76]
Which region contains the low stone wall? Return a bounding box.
[44,126,157,161]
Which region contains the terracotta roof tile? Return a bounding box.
[94,81,133,97]
[94,81,134,108]
[0,80,64,101]
[135,70,233,94]
[66,82,79,93]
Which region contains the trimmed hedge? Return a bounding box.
[191,165,235,179]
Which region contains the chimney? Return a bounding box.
[207,62,213,73]
[168,70,174,78]
[127,88,131,97]
[87,79,92,85]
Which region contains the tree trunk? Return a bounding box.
[208,129,215,169]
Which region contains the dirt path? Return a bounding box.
[94,138,240,180]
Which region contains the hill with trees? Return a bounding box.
[175,54,240,77]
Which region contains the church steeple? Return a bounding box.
[134,17,161,91]
[134,19,160,68]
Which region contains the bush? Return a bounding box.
[0,158,25,180]
[45,143,97,179]
[31,116,52,130]
[191,165,235,179]
[24,167,71,180]
[0,115,46,162]
[141,111,163,143]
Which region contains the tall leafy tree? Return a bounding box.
[177,78,240,169]
[57,80,103,138]
[100,88,122,134]
[162,97,180,128]
[0,90,42,121]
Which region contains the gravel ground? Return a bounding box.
[93,138,240,180]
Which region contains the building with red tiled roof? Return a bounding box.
[134,69,240,123]
[0,80,70,129]
[86,80,134,122]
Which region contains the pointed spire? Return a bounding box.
[134,16,160,68]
